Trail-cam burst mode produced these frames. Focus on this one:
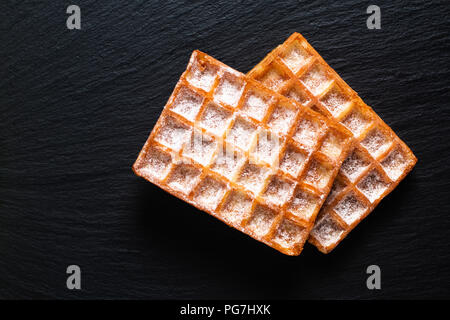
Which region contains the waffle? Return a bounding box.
[133,50,352,255]
[248,33,417,253]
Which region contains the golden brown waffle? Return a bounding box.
[248,33,417,253]
[133,50,352,255]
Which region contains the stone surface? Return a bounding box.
[0,0,449,299]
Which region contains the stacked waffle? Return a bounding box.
[133,33,417,255]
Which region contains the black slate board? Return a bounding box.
[1,0,449,299]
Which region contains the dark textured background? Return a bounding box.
[1,0,449,299]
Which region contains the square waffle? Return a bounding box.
[248,33,417,253]
[133,50,352,255]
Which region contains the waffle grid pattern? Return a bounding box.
[248,33,417,253]
[133,51,352,255]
